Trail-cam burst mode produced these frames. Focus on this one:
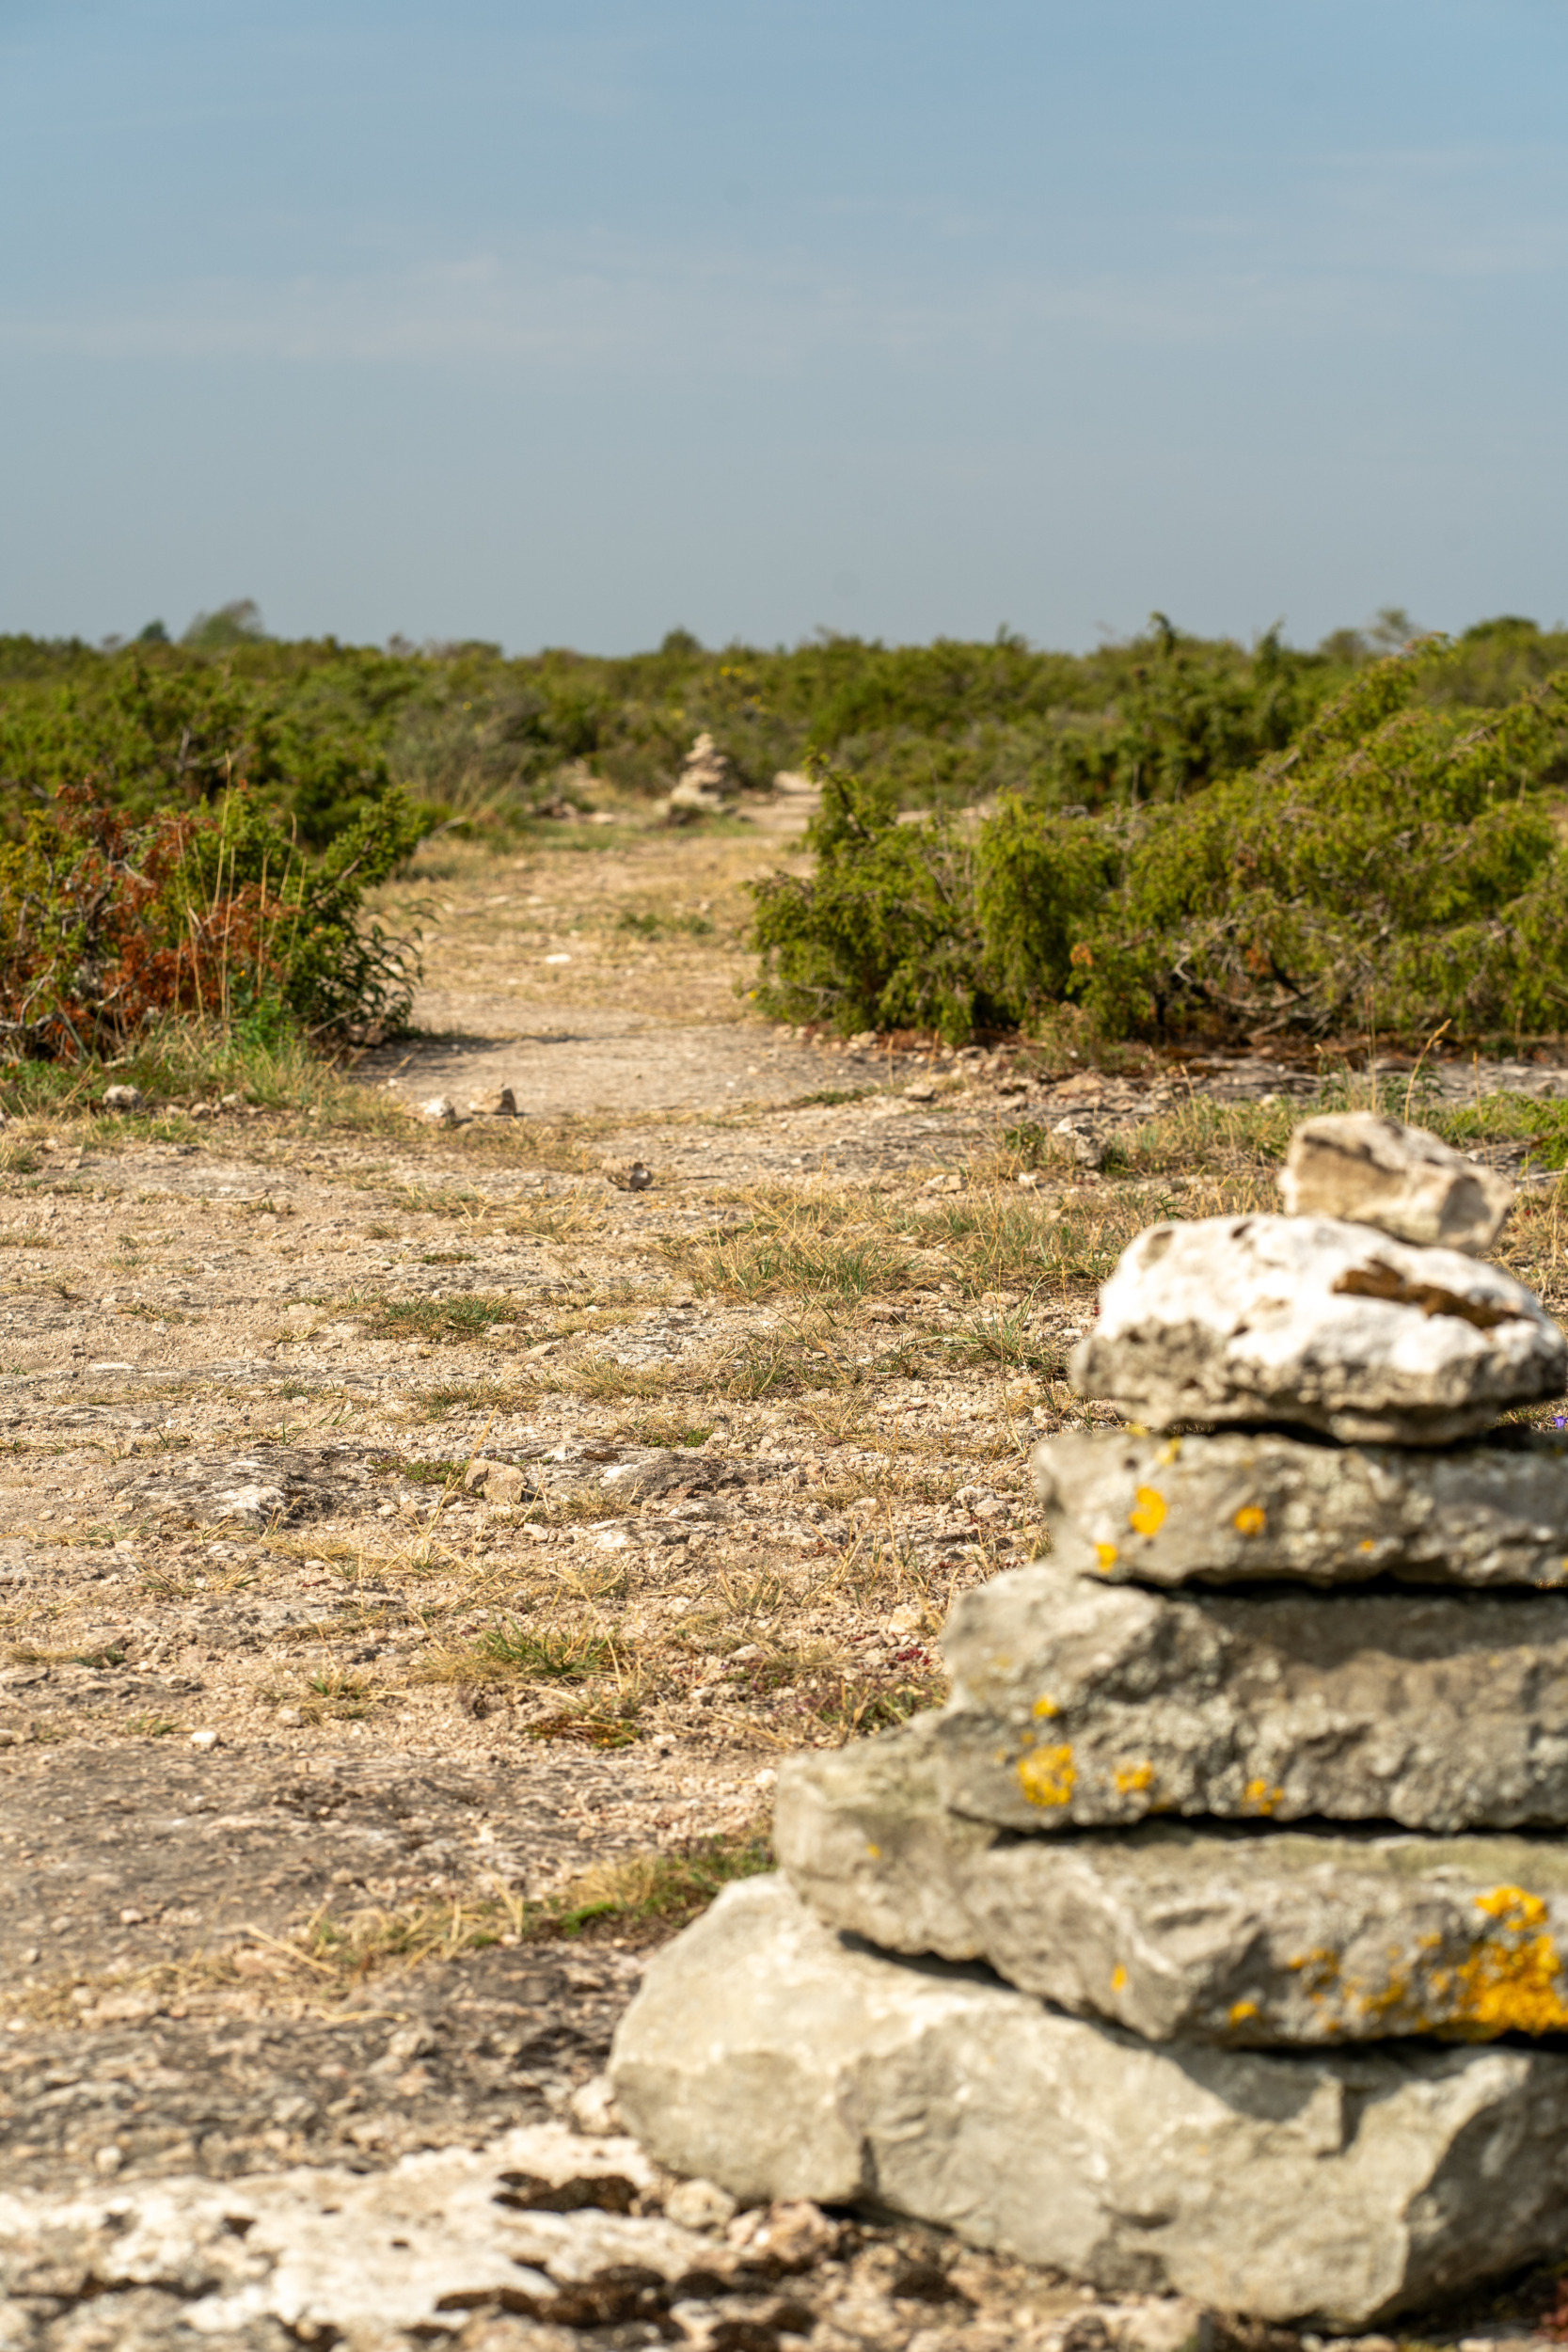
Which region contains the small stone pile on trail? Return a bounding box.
[668,730,735,816]
[611,1112,1568,2331]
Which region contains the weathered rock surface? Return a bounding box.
[776,1725,1568,2042]
[610,1874,1568,2327]
[1278,1110,1514,1252]
[1069,1214,1564,1442]
[933,1559,1568,1834]
[109,1442,386,1529]
[0,2124,740,2345]
[1033,1424,1568,1587]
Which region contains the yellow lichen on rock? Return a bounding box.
[1128,1486,1166,1537]
[1243,1777,1283,1816]
[1094,1541,1118,1572]
[1114,1760,1155,1794]
[1288,1947,1342,1990]
[1017,1742,1076,1808]
[1475,1883,1548,1930]
[1433,1886,1568,2038]
[1233,1502,1267,1536]
[1286,1892,1568,2042]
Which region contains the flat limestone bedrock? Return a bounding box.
[1069,1215,1565,1443]
[775,1724,1568,2044]
[1033,1425,1568,1588]
[1278,1111,1514,1255]
[931,1560,1568,1835]
[0,2123,737,2341]
[610,1874,1568,2328]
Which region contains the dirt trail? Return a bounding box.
[1,810,1564,2350]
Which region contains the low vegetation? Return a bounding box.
[751,640,1568,1048]
[11,601,1557,850]
[8,604,1568,1066]
[0,781,421,1064]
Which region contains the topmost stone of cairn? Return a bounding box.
[1279,1110,1513,1253]
[1069,1211,1564,1441]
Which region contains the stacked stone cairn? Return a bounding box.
[611,1114,1568,2329]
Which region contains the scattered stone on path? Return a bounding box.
[1032,1424,1568,1587]
[466,1455,530,1504]
[468,1084,518,1116]
[1278,1110,1514,1253]
[420,1093,459,1125]
[1069,1213,1565,1441]
[609,1874,1568,2328]
[776,1724,1568,2043]
[101,1083,144,1112]
[932,1559,1568,1834]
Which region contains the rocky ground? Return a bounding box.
[5,805,1568,2350]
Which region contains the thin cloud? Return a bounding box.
[0,235,1457,376]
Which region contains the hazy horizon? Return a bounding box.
[42,601,1546,666]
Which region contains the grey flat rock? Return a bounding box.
[610,1874,1568,2328]
[775,1725,1568,2042]
[111,1443,384,1529]
[933,1559,1568,1834]
[1278,1111,1514,1252]
[1069,1214,1564,1442]
[1033,1424,1568,1587]
[0,2124,736,2343]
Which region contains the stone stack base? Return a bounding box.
[610,1874,1568,2329]
[613,1148,1568,2328]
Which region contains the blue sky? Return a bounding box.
[2,0,1566,652]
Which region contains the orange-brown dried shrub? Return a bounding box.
[0,782,420,1059]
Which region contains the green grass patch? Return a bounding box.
[302,1667,378,1720]
[704,1232,909,1302]
[357,1292,522,1343]
[474,1623,614,1679]
[547,1828,772,1935]
[374,1454,467,1486]
[405,1380,527,1422]
[70,1642,126,1669]
[417,1619,619,1691]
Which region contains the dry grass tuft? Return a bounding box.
[6,1826,775,2025]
